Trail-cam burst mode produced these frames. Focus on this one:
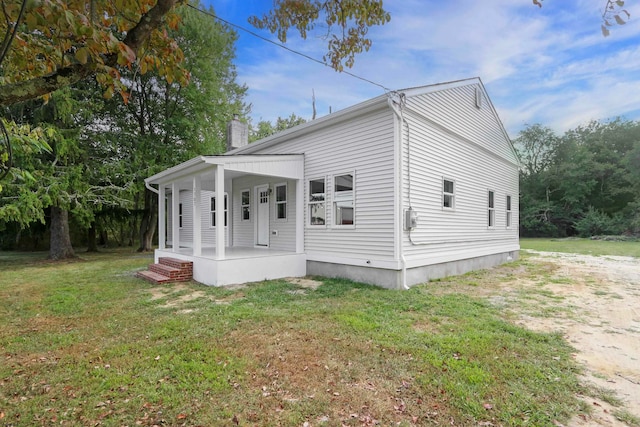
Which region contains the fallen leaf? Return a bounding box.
[483,403,493,410]
[177,413,187,419]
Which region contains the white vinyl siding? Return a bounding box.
[231,175,297,251]
[407,83,519,166]
[401,83,519,266]
[245,108,396,260]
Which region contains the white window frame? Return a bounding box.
[442,177,455,210]
[488,190,495,228]
[210,193,228,228]
[241,189,250,222]
[178,203,183,229]
[506,194,512,229]
[308,177,326,227]
[332,172,355,228]
[274,183,287,222]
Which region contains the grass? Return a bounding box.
[0,248,605,426]
[520,237,640,257]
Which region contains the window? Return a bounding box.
[506,195,512,228]
[334,173,354,226]
[443,178,455,209]
[308,178,326,225]
[241,189,250,221]
[488,190,495,227]
[275,183,287,220]
[210,194,228,227]
[178,203,183,228]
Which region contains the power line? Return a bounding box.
[186,4,391,93]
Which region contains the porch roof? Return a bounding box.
[145,154,305,186]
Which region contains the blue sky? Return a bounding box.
[204,0,640,137]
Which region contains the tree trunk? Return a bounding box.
[87,222,98,252]
[137,188,158,252]
[49,206,75,260]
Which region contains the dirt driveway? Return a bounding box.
[505,251,640,426]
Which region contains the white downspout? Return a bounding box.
[388,94,409,290]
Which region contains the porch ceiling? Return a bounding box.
[145,154,305,187]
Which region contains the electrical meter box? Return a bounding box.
[404,208,418,230]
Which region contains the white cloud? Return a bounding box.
[222,0,640,134]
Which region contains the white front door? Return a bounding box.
[256,185,269,246]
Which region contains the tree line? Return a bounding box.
[514,119,640,238]
[0,0,391,258]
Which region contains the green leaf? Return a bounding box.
[601,25,610,37]
[615,0,624,7]
[75,47,89,65]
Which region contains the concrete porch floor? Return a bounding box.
[155,246,306,286]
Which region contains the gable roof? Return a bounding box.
[229,77,516,164]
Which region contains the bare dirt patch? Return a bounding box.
[475,251,640,426]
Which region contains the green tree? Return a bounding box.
[517,120,640,237]
[514,124,561,236]
[250,113,307,142]
[88,2,247,252]
[1,89,117,258]
[0,0,390,107]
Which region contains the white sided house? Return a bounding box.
[144,78,519,289]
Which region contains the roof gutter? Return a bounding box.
[144,179,159,195]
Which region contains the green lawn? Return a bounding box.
[0,248,609,426]
[520,237,640,257]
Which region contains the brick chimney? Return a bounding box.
[226,114,248,151]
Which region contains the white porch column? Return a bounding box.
[192,175,202,256]
[158,184,166,250]
[215,165,225,260]
[171,181,180,252]
[296,178,304,253]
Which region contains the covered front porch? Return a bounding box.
[145,154,307,286]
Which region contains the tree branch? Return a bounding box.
[0,0,181,107]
